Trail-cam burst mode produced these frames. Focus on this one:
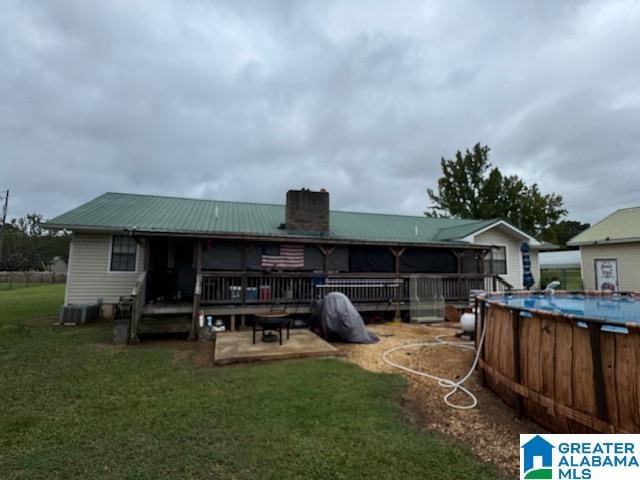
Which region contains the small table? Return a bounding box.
[253,312,290,345]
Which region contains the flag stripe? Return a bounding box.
[261,245,304,268]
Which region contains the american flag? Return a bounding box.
[261,245,305,269]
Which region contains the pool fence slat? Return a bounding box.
[588,322,609,423]
[511,309,523,418]
[600,332,619,427]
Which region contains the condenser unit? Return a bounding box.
[59,303,101,324]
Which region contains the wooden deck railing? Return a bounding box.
[199,272,498,306]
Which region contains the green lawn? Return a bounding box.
[0,285,502,480]
[0,281,29,291]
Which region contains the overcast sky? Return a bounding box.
[2,0,639,224]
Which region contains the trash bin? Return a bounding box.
[259,285,271,300]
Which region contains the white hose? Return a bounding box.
[381,320,487,410]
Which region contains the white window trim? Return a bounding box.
[107,235,140,274]
[501,244,509,276]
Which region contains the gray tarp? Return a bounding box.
[319,292,379,344]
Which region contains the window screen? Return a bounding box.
[110,235,137,272]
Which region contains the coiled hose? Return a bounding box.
[381,320,487,410]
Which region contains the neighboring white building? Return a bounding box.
[568,207,640,291]
[539,250,581,270]
[47,256,68,274]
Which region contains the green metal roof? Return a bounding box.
[432,220,498,241]
[568,207,640,245]
[45,192,501,245]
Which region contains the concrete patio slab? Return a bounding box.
[214,329,338,365]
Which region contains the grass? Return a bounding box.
[0,282,29,291]
[0,285,503,480]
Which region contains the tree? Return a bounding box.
[541,220,590,246]
[426,143,567,237]
[0,213,71,271]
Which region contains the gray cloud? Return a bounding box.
[2,0,639,225]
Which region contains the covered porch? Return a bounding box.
[126,235,512,342]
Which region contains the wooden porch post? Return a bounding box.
[189,239,202,341]
[318,245,334,274]
[389,247,406,321]
[129,237,149,344]
[239,242,250,309]
[140,237,150,271]
[453,249,464,301]
[478,249,487,275]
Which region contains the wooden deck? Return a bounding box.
[142,300,402,317]
[128,271,511,342]
[213,329,338,365]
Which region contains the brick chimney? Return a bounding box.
[285,189,330,232]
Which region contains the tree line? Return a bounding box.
[426,143,589,245]
[0,213,71,271]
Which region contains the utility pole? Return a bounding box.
[0,190,9,264]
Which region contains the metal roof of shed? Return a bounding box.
[45,192,504,245]
[539,250,581,269]
[568,207,640,245]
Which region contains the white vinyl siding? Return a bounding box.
[473,225,539,289]
[65,233,144,305]
[579,243,640,290]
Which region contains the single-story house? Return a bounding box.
[568,206,640,290]
[45,189,542,341]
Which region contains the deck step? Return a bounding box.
[138,316,191,334]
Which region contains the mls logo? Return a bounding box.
[521,435,554,479]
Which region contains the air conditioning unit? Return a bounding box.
[59,303,101,324]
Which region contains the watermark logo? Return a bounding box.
[521,435,554,479]
[520,434,640,480]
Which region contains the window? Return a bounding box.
[484,246,507,274]
[110,235,137,272]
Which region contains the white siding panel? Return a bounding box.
[580,243,640,290]
[473,226,525,289]
[66,234,144,304]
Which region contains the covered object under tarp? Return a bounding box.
[315,292,379,344]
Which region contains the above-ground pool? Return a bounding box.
[476,291,640,434]
[498,293,640,325]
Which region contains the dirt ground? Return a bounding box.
[336,322,545,476]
